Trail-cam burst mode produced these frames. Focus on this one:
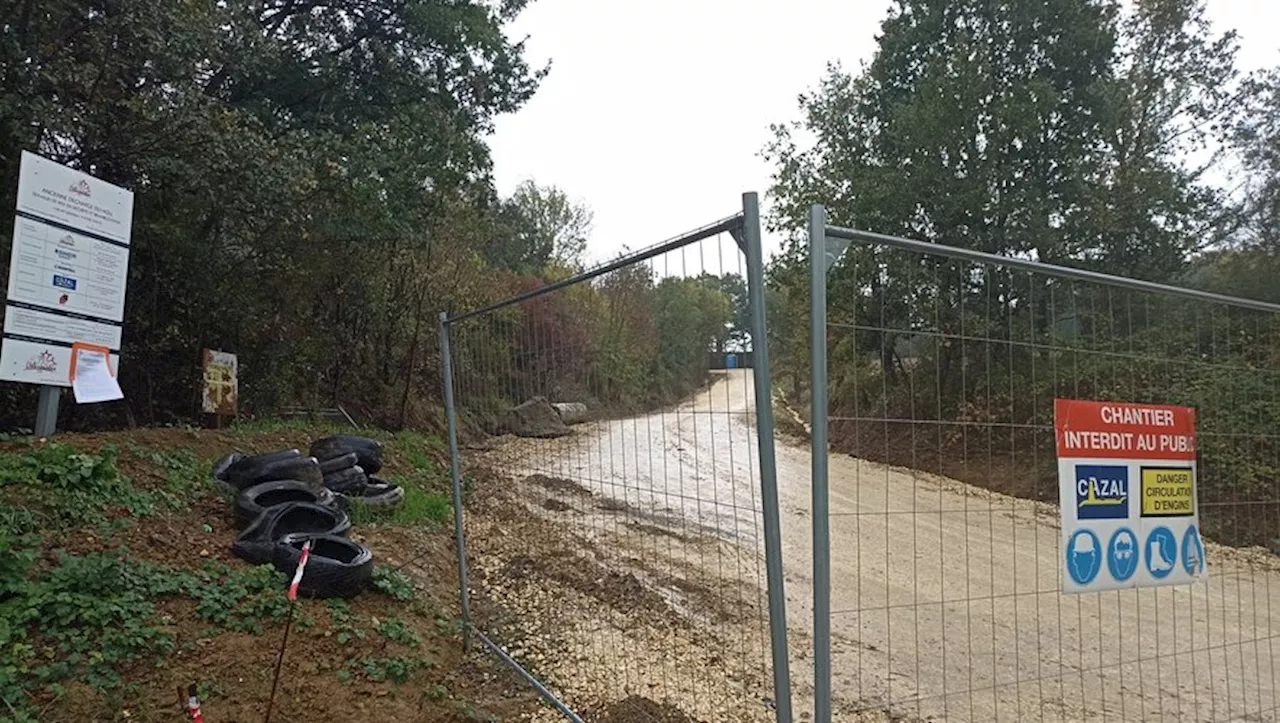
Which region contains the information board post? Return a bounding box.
[34,384,59,437]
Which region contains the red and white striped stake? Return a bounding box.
[265,538,313,723]
[186,684,204,723]
[287,538,313,601]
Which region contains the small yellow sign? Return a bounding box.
[1141,467,1194,517]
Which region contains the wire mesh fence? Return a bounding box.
[809,215,1280,722]
[440,198,792,722]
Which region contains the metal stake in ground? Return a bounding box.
[264,538,312,723]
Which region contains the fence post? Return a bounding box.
[809,204,832,723]
[439,312,473,650]
[742,191,794,723]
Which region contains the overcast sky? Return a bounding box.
[488,0,1280,266]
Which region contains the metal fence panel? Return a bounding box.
[441,194,793,722]
[810,212,1280,722]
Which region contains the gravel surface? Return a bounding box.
[480,370,1280,722]
[463,466,775,721]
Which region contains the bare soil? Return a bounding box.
[586,695,706,722]
[5,426,545,723]
[526,472,594,498]
[14,422,780,721]
[459,459,777,722]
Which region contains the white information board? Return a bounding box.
[1,152,131,386]
[1056,399,1206,593]
[15,151,133,243]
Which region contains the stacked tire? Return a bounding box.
[212,443,377,599]
[310,436,405,508]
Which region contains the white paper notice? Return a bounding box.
[71,345,123,403]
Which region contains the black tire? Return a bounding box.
[227,455,322,491]
[359,482,405,508]
[224,449,301,479]
[231,502,351,565]
[211,453,246,482]
[318,452,359,475]
[272,533,373,599]
[323,465,368,495]
[309,436,383,475]
[234,480,336,527]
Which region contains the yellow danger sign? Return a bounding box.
[1141,467,1195,517]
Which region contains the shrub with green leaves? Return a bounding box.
[183,562,293,633]
[0,444,156,529]
[371,568,417,602]
[0,552,172,716]
[0,549,290,718]
[345,656,434,684]
[375,617,422,648]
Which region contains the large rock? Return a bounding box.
[508,397,571,438]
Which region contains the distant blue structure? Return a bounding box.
[709,351,753,370]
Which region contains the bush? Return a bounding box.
[0,552,174,715]
[0,444,157,529]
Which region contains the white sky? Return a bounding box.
[488,0,1280,266]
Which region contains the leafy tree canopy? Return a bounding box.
[0,0,545,427]
[766,0,1240,280]
[487,180,593,274]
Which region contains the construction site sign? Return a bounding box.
[1055,399,1206,593]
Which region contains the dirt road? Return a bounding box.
[494,370,1280,722]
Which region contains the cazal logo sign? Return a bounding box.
[69,179,91,197]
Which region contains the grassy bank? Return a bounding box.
[0,423,537,722]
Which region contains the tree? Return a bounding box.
[590,264,660,405]
[1079,0,1243,279]
[1194,64,1280,308]
[653,278,731,393]
[1235,68,1280,249]
[760,0,1269,541]
[765,0,1124,409]
[764,0,1243,408]
[487,180,593,273]
[698,273,749,352]
[767,0,1118,258]
[0,0,544,427]
[766,0,1238,277]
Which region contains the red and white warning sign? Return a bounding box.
[1055,399,1206,593]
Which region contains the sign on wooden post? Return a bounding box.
[202,349,238,419]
